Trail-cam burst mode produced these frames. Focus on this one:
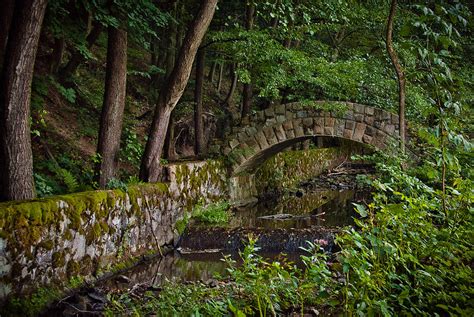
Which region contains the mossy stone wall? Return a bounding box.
[255,147,350,193]
[0,160,228,303]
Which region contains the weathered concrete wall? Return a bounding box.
[0,160,228,303]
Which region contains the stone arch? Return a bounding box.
[223,101,405,175]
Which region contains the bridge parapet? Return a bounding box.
[223,101,406,174]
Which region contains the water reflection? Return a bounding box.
[231,189,362,229]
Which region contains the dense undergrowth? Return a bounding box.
[103,145,473,316]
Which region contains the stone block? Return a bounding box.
[276,115,286,123]
[297,110,307,118]
[324,127,334,136]
[286,129,295,139]
[391,114,399,124]
[229,139,239,149]
[335,119,345,137]
[285,112,294,120]
[257,111,265,121]
[295,125,305,137]
[237,132,248,143]
[314,125,323,135]
[353,122,366,141]
[265,118,277,125]
[364,115,374,125]
[223,146,232,155]
[345,121,355,130]
[275,104,285,115]
[255,131,269,149]
[324,117,335,127]
[354,103,365,114]
[343,129,353,139]
[263,126,275,138]
[362,134,372,144]
[354,114,364,122]
[383,124,395,135]
[303,117,313,128]
[365,107,375,115]
[246,137,259,150]
[365,126,375,136]
[381,111,391,121]
[264,107,274,117]
[282,120,293,130]
[343,110,354,120]
[274,125,286,142]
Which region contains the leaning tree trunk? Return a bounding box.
[0,0,15,65]
[140,0,218,182]
[96,26,128,188]
[241,1,255,123]
[386,0,406,152]
[0,0,48,201]
[194,48,205,156]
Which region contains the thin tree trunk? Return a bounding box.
[217,61,224,94]
[241,83,252,123]
[222,63,237,107]
[140,0,218,182]
[59,22,102,80]
[194,48,205,156]
[386,0,406,152]
[241,1,255,123]
[96,26,128,188]
[50,37,65,73]
[208,60,217,82]
[0,0,15,66]
[0,0,48,201]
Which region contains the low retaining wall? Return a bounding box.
[0,160,228,304]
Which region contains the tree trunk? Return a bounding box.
[194,48,205,156]
[164,112,176,161]
[49,37,65,73]
[0,0,15,66]
[208,60,217,82]
[59,22,102,80]
[217,61,224,95]
[0,0,48,201]
[241,83,252,123]
[140,0,218,182]
[96,26,128,188]
[241,1,255,123]
[386,0,406,152]
[222,63,237,107]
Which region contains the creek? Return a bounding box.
[43,164,372,315]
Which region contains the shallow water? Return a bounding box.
[100,188,367,291]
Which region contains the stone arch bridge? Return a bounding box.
[222,101,406,174]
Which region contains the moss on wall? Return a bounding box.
[255,146,351,193]
[0,160,229,307]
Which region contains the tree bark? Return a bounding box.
[163,112,176,161]
[59,22,102,80]
[0,0,48,201]
[208,60,217,82]
[222,63,237,107]
[217,61,224,95]
[140,0,218,182]
[241,1,255,123]
[0,0,15,66]
[96,26,128,188]
[194,48,205,156]
[386,0,406,152]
